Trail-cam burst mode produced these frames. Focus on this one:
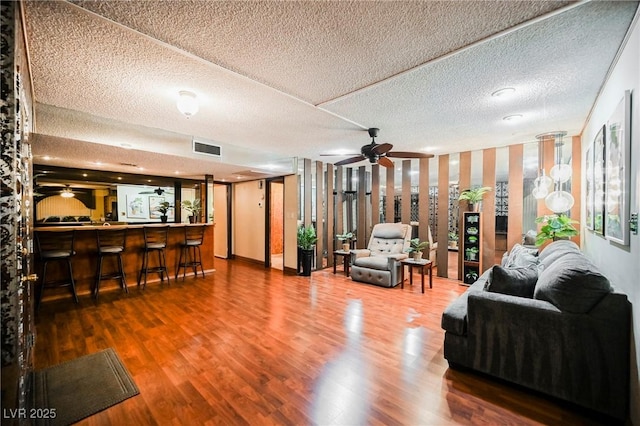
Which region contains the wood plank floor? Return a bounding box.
[34,259,608,425]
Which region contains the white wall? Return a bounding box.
[581,14,639,423]
[233,180,266,261]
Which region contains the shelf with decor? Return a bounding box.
[462,211,482,285]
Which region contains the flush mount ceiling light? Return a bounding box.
[491,87,516,98]
[502,114,522,122]
[176,90,199,118]
[60,186,75,198]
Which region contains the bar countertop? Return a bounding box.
[34,222,214,232]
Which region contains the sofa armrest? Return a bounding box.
[386,253,408,261]
[350,249,371,260]
[467,291,630,419]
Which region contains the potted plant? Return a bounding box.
[155,201,173,223]
[336,232,354,252]
[448,232,458,249]
[465,246,479,261]
[459,186,492,211]
[297,225,317,276]
[181,199,202,223]
[465,269,479,283]
[535,214,579,246]
[407,238,429,261]
[466,226,478,235]
[467,235,478,243]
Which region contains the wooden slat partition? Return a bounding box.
[303,158,312,227]
[508,144,524,251]
[386,164,394,223]
[371,165,380,227]
[418,158,430,255]
[335,166,344,237]
[358,166,367,248]
[482,148,496,273]
[437,155,449,277]
[326,164,334,267]
[402,160,411,225]
[315,161,324,269]
[571,135,582,245]
[458,152,471,279]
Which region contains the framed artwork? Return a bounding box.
[593,125,605,235]
[149,196,164,219]
[605,90,631,245]
[126,195,146,218]
[585,143,594,230]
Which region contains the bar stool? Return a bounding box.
[94,227,128,300]
[138,226,171,288]
[175,225,206,281]
[35,230,78,310]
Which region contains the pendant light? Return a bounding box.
[532,135,553,199]
[537,131,574,213]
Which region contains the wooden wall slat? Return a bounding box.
[358,166,367,248]
[418,158,430,253]
[458,152,472,279]
[482,148,496,273]
[386,164,394,223]
[402,160,411,225]
[304,158,312,227]
[571,135,582,245]
[315,161,324,269]
[437,155,449,277]
[326,164,334,266]
[371,165,380,227]
[508,144,524,251]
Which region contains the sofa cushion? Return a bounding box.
[352,256,389,271]
[504,244,538,268]
[534,252,611,313]
[537,240,581,270]
[484,265,538,298]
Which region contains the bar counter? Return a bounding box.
[34,223,215,302]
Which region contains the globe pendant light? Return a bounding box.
[532,169,553,199]
[536,131,574,214]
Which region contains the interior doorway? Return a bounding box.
[213,183,230,258]
[268,178,284,270]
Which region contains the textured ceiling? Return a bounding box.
[22,0,639,181]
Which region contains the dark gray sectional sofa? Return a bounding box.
[441,240,631,420]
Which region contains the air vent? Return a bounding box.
[193,138,221,157]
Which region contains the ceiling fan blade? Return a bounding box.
[335,156,365,166]
[319,153,360,156]
[387,151,435,159]
[378,157,394,168]
[372,143,393,155]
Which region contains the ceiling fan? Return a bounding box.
[138,187,173,195]
[322,128,433,167]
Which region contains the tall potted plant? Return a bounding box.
[459,186,492,211]
[297,225,317,276]
[181,199,202,223]
[535,214,579,246]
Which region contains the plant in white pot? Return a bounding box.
[336,232,354,252]
[459,186,492,212]
[407,238,429,261]
[181,199,202,223]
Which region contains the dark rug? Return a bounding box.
[33,348,139,426]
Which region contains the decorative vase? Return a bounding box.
[342,243,350,252]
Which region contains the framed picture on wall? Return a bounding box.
[585,143,594,230]
[149,196,165,219]
[126,195,146,218]
[605,90,631,245]
[593,125,606,235]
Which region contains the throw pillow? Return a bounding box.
[484,265,538,298]
[534,252,611,313]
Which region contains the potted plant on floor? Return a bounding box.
[336,232,354,252]
[459,186,492,212]
[407,238,429,261]
[534,214,579,246]
[448,232,458,249]
[297,225,317,276]
[155,201,173,223]
[181,199,202,223]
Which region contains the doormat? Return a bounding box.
[33,348,139,425]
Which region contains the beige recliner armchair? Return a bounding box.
[350,223,412,288]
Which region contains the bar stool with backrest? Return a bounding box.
[94,226,128,300]
[175,225,206,281]
[138,226,171,288]
[35,229,78,310]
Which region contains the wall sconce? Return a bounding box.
[176,90,199,118]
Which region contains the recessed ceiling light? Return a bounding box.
[117,177,123,180]
[82,173,88,177]
[120,143,133,149]
[492,87,516,98]
[43,155,52,161]
[503,114,523,122]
